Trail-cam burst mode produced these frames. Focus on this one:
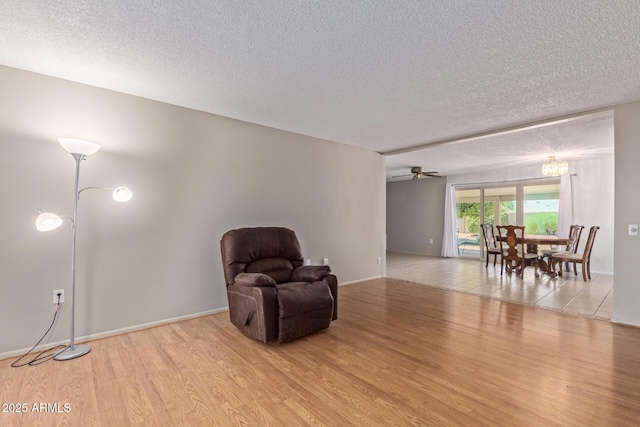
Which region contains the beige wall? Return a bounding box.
[613,100,640,326]
[386,178,447,256]
[0,66,386,355]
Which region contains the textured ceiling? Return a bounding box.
[0,1,635,175]
[386,110,614,179]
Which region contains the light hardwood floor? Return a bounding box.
[2,278,639,426]
[387,251,614,319]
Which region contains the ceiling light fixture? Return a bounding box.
[541,156,569,177]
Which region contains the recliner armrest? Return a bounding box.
[292,265,331,282]
[234,273,277,287]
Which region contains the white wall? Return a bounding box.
[386,178,447,256]
[613,100,640,326]
[0,66,386,355]
[571,157,615,274]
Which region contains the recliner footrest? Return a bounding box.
[276,281,334,343]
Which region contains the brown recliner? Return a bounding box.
[220,227,338,343]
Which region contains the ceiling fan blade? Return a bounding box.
[393,168,439,179]
[423,172,442,178]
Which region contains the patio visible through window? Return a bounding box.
[456,188,484,257]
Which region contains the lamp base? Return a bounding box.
[54,344,91,361]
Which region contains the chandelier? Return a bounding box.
[541,156,568,176]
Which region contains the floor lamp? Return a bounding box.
[36,138,132,361]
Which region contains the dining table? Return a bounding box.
[497,234,570,276]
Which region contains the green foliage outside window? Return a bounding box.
[500,201,514,224]
[524,213,558,234]
[457,201,515,233]
[457,202,493,233]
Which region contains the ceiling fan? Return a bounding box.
[392,166,442,180]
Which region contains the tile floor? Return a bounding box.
[386,252,613,320]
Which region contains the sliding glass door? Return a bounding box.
[523,184,560,234]
[483,187,516,227]
[455,180,560,259]
[523,183,560,251]
[455,189,482,257]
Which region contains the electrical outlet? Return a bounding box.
[305,259,311,266]
[53,289,64,304]
[322,258,329,265]
[377,256,382,264]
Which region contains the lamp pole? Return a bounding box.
[36,138,131,361]
[54,153,91,360]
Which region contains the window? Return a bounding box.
[455,180,560,258]
[523,184,560,235]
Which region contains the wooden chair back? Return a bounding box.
[566,225,585,253]
[551,226,599,281]
[582,226,599,263]
[496,225,536,277]
[481,224,499,251]
[497,225,526,261]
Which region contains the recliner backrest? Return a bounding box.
[220,227,304,285]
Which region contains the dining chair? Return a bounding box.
[481,224,503,270]
[496,225,539,278]
[541,225,584,272]
[551,226,599,281]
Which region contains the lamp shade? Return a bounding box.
[112,186,133,202]
[36,210,63,231]
[58,138,101,156]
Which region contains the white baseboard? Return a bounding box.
[339,275,384,286]
[610,317,640,327]
[1,307,229,361]
[387,250,440,257]
[3,277,387,360]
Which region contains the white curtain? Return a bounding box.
[557,173,573,238]
[442,183,459,257]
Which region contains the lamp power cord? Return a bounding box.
[11,295,68,367]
